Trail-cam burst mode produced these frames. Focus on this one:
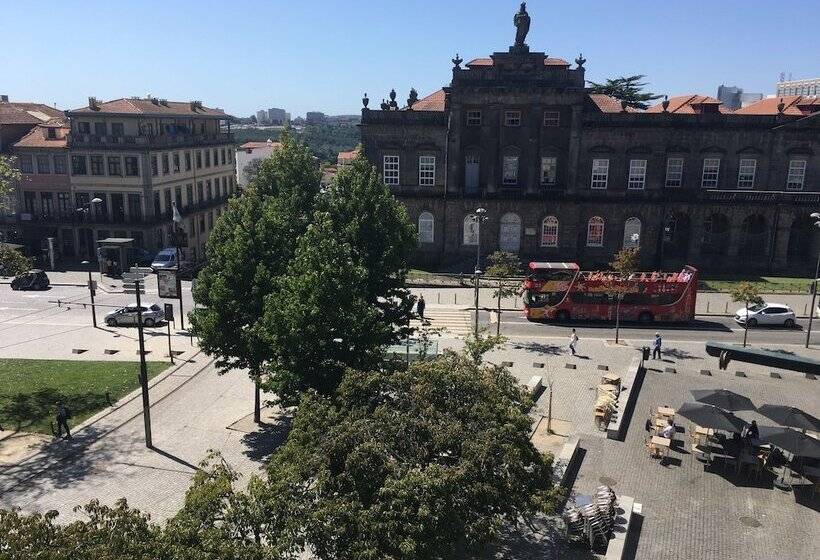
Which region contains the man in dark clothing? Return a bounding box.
[56,401,71,439]
[416,295,426,320]
[652,332,662,360]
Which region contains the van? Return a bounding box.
[151,248,178,271]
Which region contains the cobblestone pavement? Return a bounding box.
[0,357,278,523]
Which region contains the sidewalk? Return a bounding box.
[0,353,277,522]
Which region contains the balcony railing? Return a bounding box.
[69,132,235,149]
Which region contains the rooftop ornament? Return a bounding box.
[513,2,530,48]
[407,88,418,109]
[362,93,369,109]
[662,95,670,112]
[620,100,629,113]
[380,99,389,110]
[388,88,398,110]
[575,53,586,69]
[452,53,463,69]
[777,98,785,114]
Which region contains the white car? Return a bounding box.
[734,302,796,328]
[105,303,165,327]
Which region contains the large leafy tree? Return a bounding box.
[587,74,662,110]
[0,244,32,276]
[0,155,22,212]
[485,250,521,336]
[731,281,763,348]
[606,247,642,344]
[265,353,562,559]
[191,135,321,422]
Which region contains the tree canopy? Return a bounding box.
[0,155,22,212]
[587,75,662,110]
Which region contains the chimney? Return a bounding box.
[150,97,159,105]
[88,96,99,110]
[159,99,168,106]
[0,94,8,103]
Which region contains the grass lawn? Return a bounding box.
[0,359,169,434]
[699,276,812,294]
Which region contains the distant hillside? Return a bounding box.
[233,123,360,163]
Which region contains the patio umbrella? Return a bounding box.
[757,405,820,433]
[757,426,820,459]
[690,389,755,412]
[677,402,749,433]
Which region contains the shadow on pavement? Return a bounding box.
[240,414,293,463]
[512,341,563,355]
[150,446,201,472]
[662,348,704,360]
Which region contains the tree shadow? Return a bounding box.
[240,414,293,463]
[512,342,563,355]
[478,515,597,560]
[0,388,110,434]
[663,348,703,361]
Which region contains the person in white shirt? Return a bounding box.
[660,419,675,439]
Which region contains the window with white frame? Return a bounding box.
[383,155,399,185]
[418,156,436,186]
[586,216,605,247]
[541,156,557,185]
[504,110,521,127]
[591,159,609,189]
[503,155,519,185]
[737,159,757,188]
[665,157,684,187]
[541,216,559,247]
[786,160,807,190]
[543,111,560,127]
[418,212,434,243]
[701,158,720,188]
[628,159,647,190]
[623,217,641,248]
[463,214,479,245]
[466,110,482,126]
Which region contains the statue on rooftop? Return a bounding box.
[514,2,530,48]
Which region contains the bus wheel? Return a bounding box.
[556,310,570,322]
[638,311,654,324]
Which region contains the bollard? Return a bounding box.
[804,304,807,316]
[454,293,457,305]
[707,301,710,313]
[437,292,441,304]
[725,302,728,313]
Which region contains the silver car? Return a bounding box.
[105,303,165,327]
[734,302,796,328]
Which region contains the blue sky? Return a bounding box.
[2,0,817,117]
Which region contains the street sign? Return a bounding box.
[157,269,179,298]
[164,303,175,323]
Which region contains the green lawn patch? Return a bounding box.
[0,359,169,434]
[699,276,812,294]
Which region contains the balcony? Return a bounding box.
[69,132,235,149]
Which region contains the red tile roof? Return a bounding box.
[239,140,281,150]
[645,95,729,114]
[734,95,820,116]
[0,101,62,125]
[69,97,226,117]
[409,89,446,111]
[13,120,70,149]
[466,57,570,67]
[337,149,358,161]
[588,94,642,113]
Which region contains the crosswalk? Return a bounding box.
[409,307,473,337]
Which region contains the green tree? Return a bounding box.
[0,244,32,276]
[485,250,521,336]
[191,135,321,422]
[0,155,22,212]
[265,353,561,559]
[607,247,642,344]
[731,281,763,347]
[587,74,663,110]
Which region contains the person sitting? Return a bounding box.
[660,419,675,439]
[745,420,760,441]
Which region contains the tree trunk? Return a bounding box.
[496,280,502,336]
[253,374,261,424]
[615,295,621,344]
[743,301,749,348]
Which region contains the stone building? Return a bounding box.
[9,96,236,262]
[359,8,819,274]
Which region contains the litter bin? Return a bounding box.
[641,346,650,360]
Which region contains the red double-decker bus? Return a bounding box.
[522,262,698,323]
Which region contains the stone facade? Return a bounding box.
[360,29,820,274]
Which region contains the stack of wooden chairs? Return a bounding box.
[594,374,621,431]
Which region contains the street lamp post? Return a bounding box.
[805,213,820,348]
[76,197,103,262]
[81,260,97,328]
[473,208,487,336]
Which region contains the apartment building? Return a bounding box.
[11,96,235,262]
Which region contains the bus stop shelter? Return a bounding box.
[97,237,134,277]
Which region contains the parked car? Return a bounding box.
[10,269,50,291]
[734,302,796,328]
[105,303,165,327]
[150,248,179,272]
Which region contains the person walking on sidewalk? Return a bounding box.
[569,329,579,356]
[652,332,663,360]
[56,401,71,439]
[416,294,426,320]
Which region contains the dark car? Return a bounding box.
[10,269,50,290]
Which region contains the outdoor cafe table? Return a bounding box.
[651,436,672,459]
[657,406,676,418]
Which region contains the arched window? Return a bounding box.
[623,217,641,248]
[541,216,559,247]
[499,213,522,252]
[463,214,479,246]
[740,215,768,257]
[702,213,730,256]
[418,211,434,244]
[586,216,605,247]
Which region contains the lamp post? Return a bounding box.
[805,213,820,348]
[473,208,487,336]
[76,197,103,261]
[80,260,97,328]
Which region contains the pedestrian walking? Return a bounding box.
[652,332,662,360]
[416,294,426,320]
[569,329,579,356]
[56,401,71,439]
